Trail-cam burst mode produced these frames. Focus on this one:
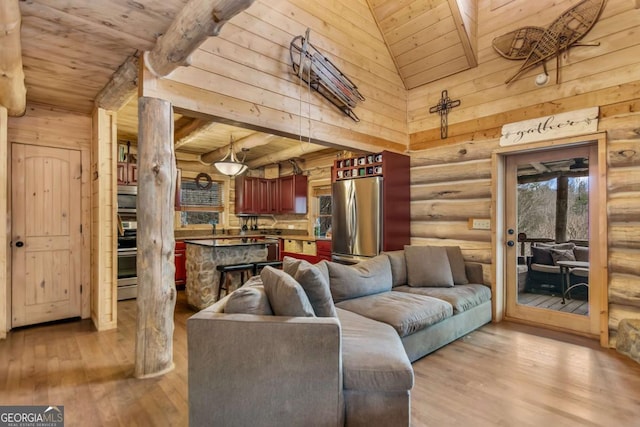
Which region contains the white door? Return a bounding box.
[504,144,601,336]
[11,143,82,327]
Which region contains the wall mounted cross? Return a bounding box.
[429,90,461,139]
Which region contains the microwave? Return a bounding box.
[117,185,137,213]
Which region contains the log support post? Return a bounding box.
[555,175,569,243]
[0,0,26,116]
[0,105,8,338]
[135,96,177,378]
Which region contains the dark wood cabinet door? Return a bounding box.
[279,175,307,214]
[127,163,138,184]
[235,176,257,214]
[175,242,187,286]
[257,178,269,213]
[117,162,128,185]
[267,179,279,213]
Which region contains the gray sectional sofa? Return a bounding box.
[188,245,492,427]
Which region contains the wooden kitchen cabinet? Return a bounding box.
[236,175,307,215]
[235,176,258,214]
[279,174,307,214]
[281,238,331,263]
[117,162,137,185]
[316,240,332,261]
[175,241,187,288]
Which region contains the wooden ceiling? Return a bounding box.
[368,0,477,90]
[13,0,479,163]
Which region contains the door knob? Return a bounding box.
[507,229,515,235]
[507,241,515,247]
[15,241,24,247]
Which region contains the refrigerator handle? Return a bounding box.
[350,184,357,251]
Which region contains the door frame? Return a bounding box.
[491,132,608,346]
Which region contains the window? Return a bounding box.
[179,178,224,226]
[313,183,332,237]
[317,195,332,236]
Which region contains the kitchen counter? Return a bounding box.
[185,238,280,247]
[185,239,277,310]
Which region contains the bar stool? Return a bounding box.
[216,263,254,300]
[253,260,284,275]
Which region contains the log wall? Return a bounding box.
[141,0,408,154]
[407,0,640,345]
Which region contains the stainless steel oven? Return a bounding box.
[117,247,137,300]
[117,211,137,300]
[117,185,137,214]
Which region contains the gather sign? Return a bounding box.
[500,107,599,146]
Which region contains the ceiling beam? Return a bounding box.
[95,55,139,111]
[0,0,26,116]
[144,0,256,77]
[200,133,279,164]
[246,142,327,169]
[174,118,220,150]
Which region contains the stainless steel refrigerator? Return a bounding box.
[331,177,383,264]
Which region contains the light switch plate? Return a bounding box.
[470,218,491,230]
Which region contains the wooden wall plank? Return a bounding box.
[91,107,117,331]
[0,106,7,337]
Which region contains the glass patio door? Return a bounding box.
[504,145,600,336]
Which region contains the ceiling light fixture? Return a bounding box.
[213,135,248,177]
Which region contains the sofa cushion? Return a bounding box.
[326,255,392,303]
[260,267,315,317]
[404,245,454,287]
[382,250,407,287]
[394,284,492,314]
[224,285,274,315]
[336,292,453,337]
[445,246,469,285]
[336,308,414,392]
[530,263,560,274]
[532,242,576,265]
[283,257,337,317]
[550,248,576,265]
[574,246,589,262]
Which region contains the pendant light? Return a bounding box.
[214,135,248,177]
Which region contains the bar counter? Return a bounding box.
[185,238,278,310]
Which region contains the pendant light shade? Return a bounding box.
[214,136,248,176]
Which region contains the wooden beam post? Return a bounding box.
[246,142,327,169]
[175,118,220,150]
[0,0,26,116]
[144,0,256,77]
[555,175,568,243]
[135,96,177,378]
[95,55,139,111]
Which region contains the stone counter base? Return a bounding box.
[186,244,267,310]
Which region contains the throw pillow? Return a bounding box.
[260,266,315,317]
[531,246,554,265]
[444,246,469,285]
[283,258,337,317]
[224,285,273,315]
[381,250,407,287]
[326,255,392,303]
[283,256,329,282]
[550,248,576,265]
[404,245,454,288]
[574,246,589,262]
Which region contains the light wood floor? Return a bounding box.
[1,291,639,426]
